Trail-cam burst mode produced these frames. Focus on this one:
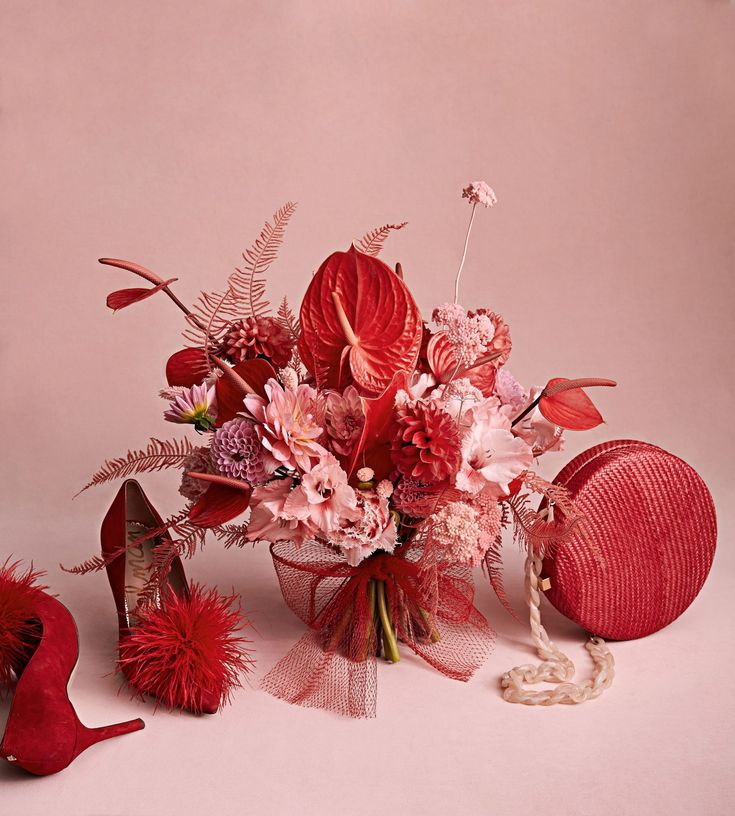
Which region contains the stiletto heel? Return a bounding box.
[101,480,253,715]
[0,561,144,776]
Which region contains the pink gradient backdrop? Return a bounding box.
[1,2,734,814]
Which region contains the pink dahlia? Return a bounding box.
[244,379,327,472]
[462,181,497,208]
[163,383,216,431]
[392,401,462,482]
[210,418,274,485]
[223,317,294,368]
[282,453,360,537]
[179,445,215,502]
[325,386,365,456]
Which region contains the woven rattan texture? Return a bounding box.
[542,440,716,640]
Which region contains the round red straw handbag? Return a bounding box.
[502,439,716,705]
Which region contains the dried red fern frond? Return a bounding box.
[76,437,195,495]
[183,202,297,351]
[356,222,408,256]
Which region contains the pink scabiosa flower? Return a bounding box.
[431,378,484,420]
[282,453,360,537]
[331,490,398,567]
[164,383,216,431]
[456,401,533,495]
[391,400,462,482]
[210,418,275,485]
[243,378,327,472]
[325,385,365,457]
[223,316,294,368]
[179,445,215,502]
[245,478,312,544]
[462,181,497,208]
[433,304,496,368]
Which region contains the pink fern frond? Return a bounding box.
[356,222,407,257]
[76,438,195,496]
[228,201,297,318]
[181,202,297,351]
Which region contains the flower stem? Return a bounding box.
[453,202,477,305]
[376,580,400,663]
[511,395,541,427]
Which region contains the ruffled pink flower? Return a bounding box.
[456,401,533,495]
[282,454,360,537]
[243,379,327,472]
[245,478,311,544]
[331,490,398,566]
[462,181,497,208]
[325,386,365,456]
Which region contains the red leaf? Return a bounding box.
[188,481,251,528]
[166,348,211,388]
[298,246,423,395]
[106,278,177,312]
[215,358,276,426]
[426,331,497,396]
[346,371,410,480]
[538,378,607,431]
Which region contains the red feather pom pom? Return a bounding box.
[0,559,47,689]
[118,584,254,714]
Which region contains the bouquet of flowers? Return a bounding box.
[78,183,615,717]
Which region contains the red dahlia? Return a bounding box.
[223,316,294,368]
[391,401,462,482]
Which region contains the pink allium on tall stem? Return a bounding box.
[454,181,497,304]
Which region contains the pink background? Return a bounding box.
[2,1,734,814]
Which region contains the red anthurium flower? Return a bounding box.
[426,331,501,396]
[106,279,178,312]
[186,473,252,528]
[165,348,212,388]
[346,371,410,481]
[212,357,276,426]
[299,246,423,395]
[537,378,616,431]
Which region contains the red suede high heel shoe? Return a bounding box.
[0,560,144,776]
[101,480,253,715]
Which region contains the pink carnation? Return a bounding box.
[282,453,360,537]
[245,478,312,544]
[331,490,398,566]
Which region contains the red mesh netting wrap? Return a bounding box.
[261,537,495,718]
